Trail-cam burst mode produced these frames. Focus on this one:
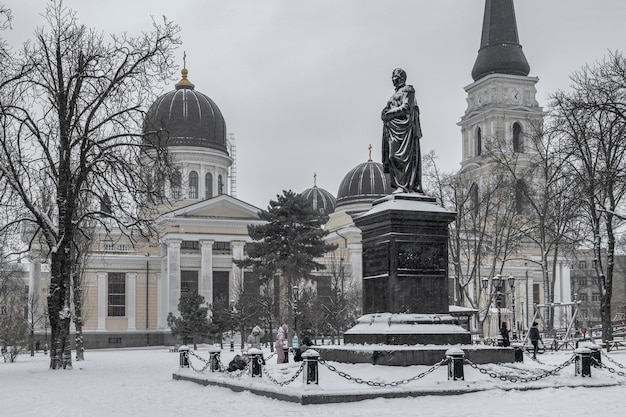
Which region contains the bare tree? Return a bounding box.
[489,121,582,330]
[423,151,522,338]
[0,1,180,369]
[549,51,626,342]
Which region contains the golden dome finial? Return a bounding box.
[175,51,195,89]
[313,172,317,187]
[368,144,372,161]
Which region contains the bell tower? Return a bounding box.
[458,0,543,178]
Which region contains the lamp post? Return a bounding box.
[508,275,517,340]
[229,300,235,352]
[482,274,504,338]
[292,286,299,345]
[145,253,149,346]
[43,311,49,355]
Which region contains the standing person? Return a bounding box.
[275,324,288,364]
[529,322,541,359]
[381,67,423,194]
[246,326,265,349]
[500,322,510,347]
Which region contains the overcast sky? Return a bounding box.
[3,0,626,209]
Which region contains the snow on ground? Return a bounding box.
[1,345,625,417]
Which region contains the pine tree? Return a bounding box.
[236,190,336,332]
[167,292,212,350]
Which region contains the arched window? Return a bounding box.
[513,122,523,153]
[476,127,482,157]
[171,170,181,200]
[515,179,528,214]
[218,175,224,195]
[188,171,198,199]
[205,173,213,199]
[470,183,479,217]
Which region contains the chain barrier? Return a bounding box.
[464,355,576,383]
[187,350,215,373]
[600,350,626,369]
[592,357,626,377]
[260,362,305,386]
[318,358,447,388]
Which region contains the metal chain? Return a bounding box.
[187,351,212,373]
[592,357,626,377]
[260,362,305,386]
[318,358,447,388]
[464,355,576,383]
[600,350,626,369]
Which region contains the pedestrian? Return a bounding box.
[500,322,510,347]
[529,322,541,359]
[275,324,288,364]
[294,335,314,362]
[227,353,249,372]
[246,326,265,349]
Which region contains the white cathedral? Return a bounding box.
[19,0,573,348]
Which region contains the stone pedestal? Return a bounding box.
[345,193,471,347]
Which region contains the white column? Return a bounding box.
[97,272,107,330]
[231,241,245,299]
[28,258,42,327]
[348,242,362,292]
[200,240,214,307]
[157,245,168,329]
[167,239,182,317]
[127,272,137,331]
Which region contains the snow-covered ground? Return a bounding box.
[1,345,625,417]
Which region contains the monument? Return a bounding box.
[341,69,470,347]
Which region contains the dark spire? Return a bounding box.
[471,0,530,81]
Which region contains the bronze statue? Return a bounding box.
[381,68,423,194]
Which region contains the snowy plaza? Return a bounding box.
[2,345,626,416]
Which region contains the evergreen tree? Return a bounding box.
[236,190,336,331]
[167,292,211,350]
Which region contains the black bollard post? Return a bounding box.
[208,346,221,372]
[589,344,601,367]
[512,342,524,363]
[302,349,320,385]
[248,348,263,378]
[446,348,465,381]
[178,345,190,369]
[574,347,592,377]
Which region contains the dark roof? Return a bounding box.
[143,75,227,153]
[336,161,390,208]
[471,0,530,81]
[300,186,337,217]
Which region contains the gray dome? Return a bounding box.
[336,160,390,208]
[300,186,336,217]
[143,69,227,153]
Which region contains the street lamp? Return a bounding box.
[229,300,235,352]
[292,286,299,342]
[481,274,504,338]
[145,253,149,346]
[507,275,517,340]
[43,311,49,355]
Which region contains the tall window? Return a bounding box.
[108,272,126,317]
[470,183,479,217]
[475,127,482,157]
[512,122,523,152]
[218,175,224,195]
[205,172,213,199]
[181,270,198,293]
[188,171,198,199]
[171,170,181,200]
[515,179,528,214]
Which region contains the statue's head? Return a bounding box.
[392,68,406,87]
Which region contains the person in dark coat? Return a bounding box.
[500,322,510,347]
[294,336,314,362]
[529,322,541,359]
[227,354,249,372]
